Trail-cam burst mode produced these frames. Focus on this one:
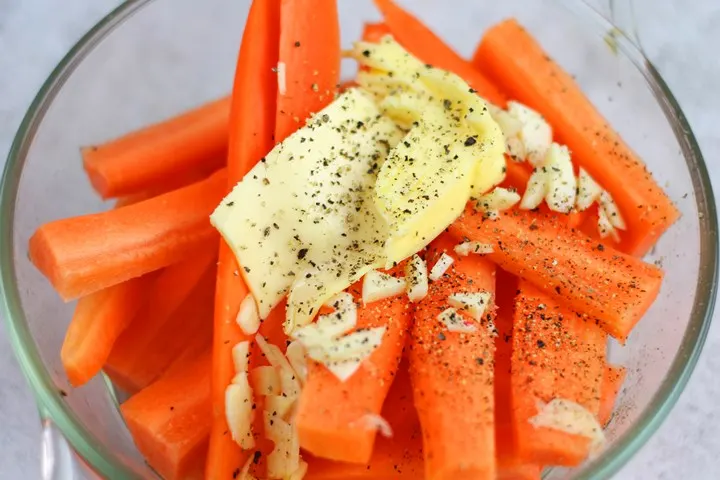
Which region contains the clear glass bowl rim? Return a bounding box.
[1,1,716,478]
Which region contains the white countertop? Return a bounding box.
[1,1,718,478]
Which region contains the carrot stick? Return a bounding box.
[83,97,229,199]
[207,0,281,477]
[473,19,678,256]
[121,349,212,480]
[295,272,412,464]
[105,256,216,393]
[493,270,543,479]
[29,169,226,300]
[500,159,532,194]
[409,233,496,480]
[60,272,158,387]
[274,0,341,141]
[362,22,391,43]
[598,365,626,427]
[372,0,506,105]
[511,280,606,466]
[450,206,664,342]
[305,362,423,479]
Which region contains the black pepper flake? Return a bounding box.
[232,468,240,479]
[244,266,251,273]
[597,244,605,251]
[59,389,68,398]
[529,224,539,231]
[294,41,301,47]
[253,451,262,464]
[362,49,371,57]
[170,406,175,411]
[476,357,484,365]
[464,136,477,146]
[225,201,235,207]
[297,248,309,259]
[438,332,446,341]
[537,339,545,348]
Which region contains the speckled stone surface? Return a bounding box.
[1,1,718,479]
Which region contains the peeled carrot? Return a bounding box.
[121,350,212,480]
[29,169,226,300]
[493,270,543,479]
[511,280,606,466]
[598,365,627,427]
[362,22,391,43]
[82,97,229,199]
[105,256,216,393]
[450,207,664,342]
[61,272,157,387]
[207,0,281,477]
[305,362,424,479]
[275,0,341,141]
[295,271,412,464]
[372,0,506,105]
[409,234,496,480]
[473,19,678,256]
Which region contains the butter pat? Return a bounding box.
[211,89,402,330]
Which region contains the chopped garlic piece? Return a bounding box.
[307,327,386,363]
[278,366,301,400]
[232,341,251,374]
[351,413,394,438]
[236,294,260,335]
[226,375,255,449]
[285,340,307,385]
[529,398,606,455]
[507,102,553,166]
[475,187,521,218]
[326,360,364,382]
[255,334,296,382]
[454,241,493,256]
[428,253,454,281]
[544,144,576,213]
[599,191,626,230]
[520,167,547,210]
[362,270,407,304]
[277,61,287,96]
[448,292,492,321]
[489,107,525,161]
[265,394,296,421]
[437,307,477,333]
[250,366,280,396]
[265,413,300,479]
[291,292,357,347]
[405,254,428,302]
[598,206,620,242]
[576,168,603,211]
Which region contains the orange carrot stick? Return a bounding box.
[121,350,212,480]
[511,280,606,466]
[450,206,664,342]
[372,0,506,105]
[409,233,496,480]
[61,272,158,387]
[105,255,216,393]
[275,0,341,141]
[207,0,281,477]
[305,362,424,479]
[295,272,412,464]
[29,169,226,300]
[473,19,678,256]
[598,365,627,427]
[83,97,229,199]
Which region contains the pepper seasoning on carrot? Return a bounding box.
[409,233,497,480]
[450,206,663,342]
[473,19,679,256]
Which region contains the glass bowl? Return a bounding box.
[1,0,716,478]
